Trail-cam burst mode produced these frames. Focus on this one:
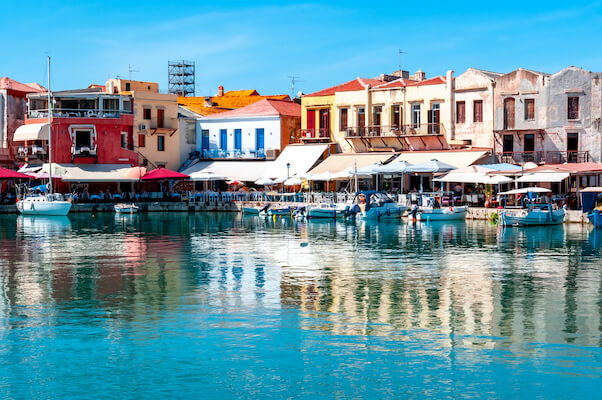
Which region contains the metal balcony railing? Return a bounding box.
[29,108,131,119]
[346,123,444,138]
[301,128,330,139]
[17,145,47,159]
[498,151,590,164]
[201,149,266,159]
[72,145,97,157]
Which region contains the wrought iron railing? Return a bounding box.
[346,123,444,138]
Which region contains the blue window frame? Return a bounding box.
[220,129,228,151]
[234,129,242,151]
[255,128,264,151]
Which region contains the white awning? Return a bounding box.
[182,160,274,182]
[309,153,395,174]
[394,150,490,169]
[13,123,49,141]
[41,163,146,182]
[499,187,551,195]
[266,144,329,179]
[516,172,569,183]
[434,172,491,183]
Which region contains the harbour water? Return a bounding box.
[0,213,601,398]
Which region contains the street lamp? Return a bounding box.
[286,162,290,179]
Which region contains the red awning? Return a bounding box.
[0,167,32,179]
[141,167,189,180]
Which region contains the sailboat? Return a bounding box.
[17,56,71,216]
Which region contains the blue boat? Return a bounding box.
[580,187,602,228]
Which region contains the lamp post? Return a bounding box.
[286,162,290,179]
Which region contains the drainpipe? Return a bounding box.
[491,80,496,153]
[447,70,454,141]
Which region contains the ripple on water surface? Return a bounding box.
[0,213,601,398]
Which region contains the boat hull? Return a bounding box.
[267,207,292,217]
[307,205,347,219]
[17,198,71,216]
[588,209,602,228]
[418,207,467,221]
[242,207,262,215]
[501,208,565,226]
[359,205,408,220]
[114,204,139,214]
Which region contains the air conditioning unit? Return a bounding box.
[265,149,280,160]
[139,123,148,131]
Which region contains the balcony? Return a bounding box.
[29,109,128,119]
[300,128,330,141]
[72,145,98,157]
[201,149,266,159]
[346,123,445,138]
[498,151,590,164]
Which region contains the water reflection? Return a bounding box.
[1,214,601,351]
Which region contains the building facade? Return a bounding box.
[194,99,301,159]
[14,88,137,167]
[0,78,44,167]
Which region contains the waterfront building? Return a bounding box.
[105,78,195,171]
[300,70,459,153]
[0,78,45,167]
[193,98,301,160]
[13,86,138,191]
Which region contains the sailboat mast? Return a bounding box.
[47,56,53,194]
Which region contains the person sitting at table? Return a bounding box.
[98,190,105,202]
[105,188,112,200]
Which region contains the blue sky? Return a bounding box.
[3,1,602,96]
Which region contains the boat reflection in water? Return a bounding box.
[0,213,601,398]
[17,215,72,236]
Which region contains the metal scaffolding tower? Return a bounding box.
[168,60,195,96]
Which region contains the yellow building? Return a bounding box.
[107,79,195,170]
[301,70,459,152]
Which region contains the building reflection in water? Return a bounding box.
[0,214,600,352]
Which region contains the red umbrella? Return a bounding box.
[141,167,189,180]
[0,167,32,179]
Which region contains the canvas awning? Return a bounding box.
[265,144,329,179]
[309,153,395,175]
[516,172,570,183]
[13,123,50,141]
[182,160,274,182]
[41,163,146,182]
[393,150,490,169]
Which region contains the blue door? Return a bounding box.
[255,128,264,154]
[201,129,210,152]
[220,129,228,152]
[234,129,242,152]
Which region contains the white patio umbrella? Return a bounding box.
[254,177,274,185]
[405,159,457,173]
[284,177,303,186]
[374,160,412,174]
[485,175,513,184]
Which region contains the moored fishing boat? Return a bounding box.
[498,187,565,227]
[114,203,139,214]
[347,191,408,220]
[307,203,349,219]
[588,209,602,228]
[242,204,270,215]
[417,206,467,221]
[267,206,292,217]
[580,187,602,228]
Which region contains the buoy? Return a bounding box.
[300,242,309,247]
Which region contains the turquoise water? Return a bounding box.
[0,213,601,399]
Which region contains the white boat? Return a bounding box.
[500,204,566,226]
[307,203,348,219]
[17,56,71,217]
[17,193,71,216]
[417,206,467,221]
[348,191,408,220]
[114,203,139,213]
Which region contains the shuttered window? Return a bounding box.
[568,97,579,120]
[524,99,535,120]
[456,101,465,124]
[473,100,483,123]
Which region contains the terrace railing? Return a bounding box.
[346,123,444,138]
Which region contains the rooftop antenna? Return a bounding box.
[128,64,139,80]
[288,75,304,98]
[398,49,407,71]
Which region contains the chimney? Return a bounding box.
[218,85,224,96]
[414,69,425,81]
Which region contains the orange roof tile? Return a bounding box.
[375,76,447,89]
[304,78,386,97]
[178,90,291,115]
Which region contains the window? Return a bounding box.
[157,135,165,151]
[524,99,535,120]
[391,105,402,128]
[503,97,515,129]
[411,104,420,128]
[568,96,579,120]
[524,134,535,152]
[428,103,440,134]
[503,134,514,153]
[319,109,329,133]
[125,82,131,91]
[143,107,151,120]
[75,130,92,148]
[473,100,483,123]
[157,109,165,128]
[456,101,465,124]
[373,106,382,126]
[138,134,146,148]
[121,132,127,149]
[340,108,348,131]
[357,107,366,126]
[568,132,579,162]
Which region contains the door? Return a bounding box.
[357,107,366,135]
[220,129,227,152]
[429,104,440,134]
[524,134,535,162]
[201,129,210,153]
[255,128,264,154]
[306,110,315,136]
[157,109,165,128]
[319,109,329,137]
[234,129,242,152]
[503,98,515,129]
[567,132,578,162]
[503,134,514,154]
